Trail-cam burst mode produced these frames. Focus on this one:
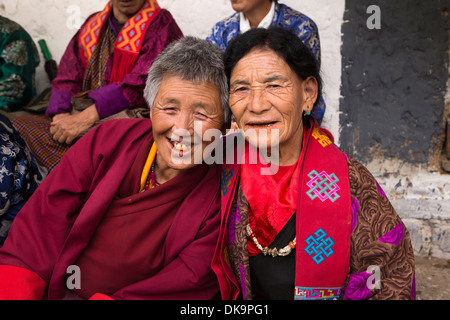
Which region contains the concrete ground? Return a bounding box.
[415,255,450,300]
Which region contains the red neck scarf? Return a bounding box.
[78,0,161,82]
[240,127,306,256]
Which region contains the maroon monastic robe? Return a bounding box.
[0,118,221,300]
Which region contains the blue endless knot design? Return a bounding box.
[304,228,335,265]
[306,170,340,202]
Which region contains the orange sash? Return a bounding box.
[78,0,161,82]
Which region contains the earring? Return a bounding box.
[303,109,311,116]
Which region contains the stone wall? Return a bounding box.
[395,199,450,259]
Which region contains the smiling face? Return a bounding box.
[112,0,147,23]
[150,75,224,175]
[229,48,318,165]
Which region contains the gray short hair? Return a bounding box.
[144,36,230,124]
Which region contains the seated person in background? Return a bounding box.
[0,113,46,247]
[206,0,325,124]
[12,0,183,172]
[213,27,415,300]
[0,16,40,111]
[0,36,230,300]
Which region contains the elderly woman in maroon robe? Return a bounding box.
[12,0,183,172]
[0,36,229,300]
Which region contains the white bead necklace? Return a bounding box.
[246,224,296,258]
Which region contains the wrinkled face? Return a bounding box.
[229,48,317,163]
[112,0,146,21]
[230,0,270,13]
[150,75,224,172]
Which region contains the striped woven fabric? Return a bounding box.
[82,24,116,91]
[11,115,69,172]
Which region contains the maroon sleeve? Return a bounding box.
[0,124,97,281]
[0,119,153,299]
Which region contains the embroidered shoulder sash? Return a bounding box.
[294,122,351,300]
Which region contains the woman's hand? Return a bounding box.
[52,113,71,122]
[50,105,99,145]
